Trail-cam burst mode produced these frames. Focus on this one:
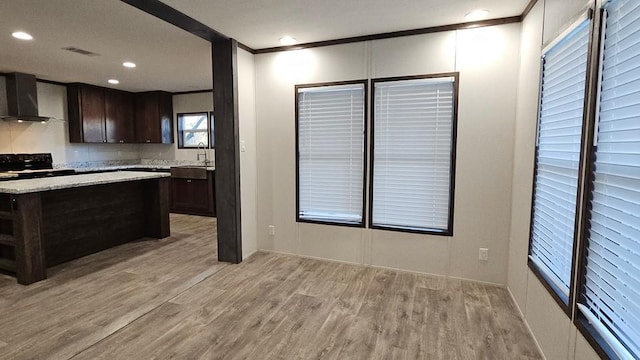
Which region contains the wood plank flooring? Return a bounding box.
[0,214,542,360]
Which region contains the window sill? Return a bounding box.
[575,314,622,360]
[527,260,571,316]
[370,224,452,236]
[297,218,364,228]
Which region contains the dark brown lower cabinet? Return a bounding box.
[170,171,216,217]
[0,194,16,274]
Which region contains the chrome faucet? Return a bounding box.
[196,142,208,165]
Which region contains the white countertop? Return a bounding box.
[73,165,170,172]
[0,171,170,194]
[0,173,18,180]
[73,165,215,173]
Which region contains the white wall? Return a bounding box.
[254,22,521,284]
[0,77,140,164]
[507,0,601,359]
[508,0,545,317]
[542,0,593,46]
[139,91,215,163]
[238,48,258,259]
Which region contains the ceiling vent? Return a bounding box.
[62,46,100,57]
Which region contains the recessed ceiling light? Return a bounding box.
[12,31,33,40]
[465,9,490,21]
[279,36,296,46]
[108,79,119,84]
[122,61,136,68]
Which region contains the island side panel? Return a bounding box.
[144,177,170,239]
[12,193,47,285]
[41,181,146,266]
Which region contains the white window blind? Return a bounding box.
[529,19,590,300]
[579,1,640,358]
[297,83,365,224]
[371,76,456,233]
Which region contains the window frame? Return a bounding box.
[176,111,214,149]
[573,4,640,360]
[368,73,459,236]
[526,12,595,317]
[294,79,368,228]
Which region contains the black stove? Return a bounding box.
[0,153,75,180]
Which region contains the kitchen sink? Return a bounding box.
[170,166,208,180]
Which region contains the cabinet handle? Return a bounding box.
[187,180,192,183]
[119,140,124,143]
[146,139,151,143]
[103,139,107,143]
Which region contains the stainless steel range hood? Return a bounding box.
[1,72,52,122]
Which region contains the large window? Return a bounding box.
[577,0,640,358]
[296,81,366,226]
[177,112,214,148]
[370,74,458,235]
[528,18,591,305]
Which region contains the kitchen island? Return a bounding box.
[0,171,170,284]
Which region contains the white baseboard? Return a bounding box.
[258,248,505,287]
[507,286,547,360]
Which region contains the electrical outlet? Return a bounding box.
[479,248,489,261]
[268,225,275,236]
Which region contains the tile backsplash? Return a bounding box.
[55,158,210,169]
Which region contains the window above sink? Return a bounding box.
[177,112,214,149]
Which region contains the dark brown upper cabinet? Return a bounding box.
[135,91,174,144]
[105,89,135,143]
[68,84,106,143]
[68,85,173,144]
[68,84,135,144]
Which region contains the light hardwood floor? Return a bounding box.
[0,214,542,360]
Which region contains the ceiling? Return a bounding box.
[159,0,531,49]
[0,0,211,93]
[0,0,530,92]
